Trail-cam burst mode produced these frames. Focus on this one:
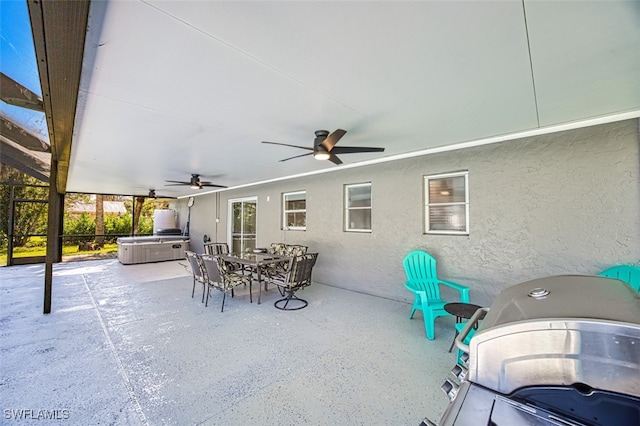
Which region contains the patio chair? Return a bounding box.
[264,253,318,310]
[598,265,640,291]
[403,250,470,340]
[265,243,308,277]
[268,243,308,257]
[204,242,229,255]
[200,254,251,312]
[186,250,207,303]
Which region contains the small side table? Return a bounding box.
[444,302,484,352]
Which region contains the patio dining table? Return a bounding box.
[220,252,290,304]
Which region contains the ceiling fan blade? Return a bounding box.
[147,194,177,199]
[200,183,228,188]
[280,152,314,162]
[165,183,190,186]
[321,129,347,151]
[330,146,385,154]
[134,192,177,199]
[262,141,313,151]
[165,180,190,185]
[328,153,343,165]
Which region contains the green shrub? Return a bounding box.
[64,213,95,243]
[24,236,47,248]
[104,215,132,242]
[138,216,153,235]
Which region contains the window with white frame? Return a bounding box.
[282,191,306,230]
[344,183,372,232]
[425,171,469,234]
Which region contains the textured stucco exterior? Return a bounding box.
[176,119,639,307]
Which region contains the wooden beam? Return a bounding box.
[0,139,50,182]
[44,159,63,314]
[28,0,89,313]
[0,115,50,152]
[0,72,44,112]
[27,0,90,194]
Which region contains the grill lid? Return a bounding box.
[480,275,640,329]
[467,276,640,397]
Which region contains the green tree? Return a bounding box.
[63,193,92,244]
[123,197,170,235]
[132,196,145,235]
[95,194,105,245]
[0,165,48,247]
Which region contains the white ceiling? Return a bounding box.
[67,0,640,197]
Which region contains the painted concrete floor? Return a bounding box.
[0,259,460,425]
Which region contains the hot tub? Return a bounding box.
[116,235,190,265]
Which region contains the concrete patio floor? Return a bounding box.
[0,258,459,425]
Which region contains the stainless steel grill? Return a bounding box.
[426,275,640,426]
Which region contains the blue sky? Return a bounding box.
[1,0,49,141]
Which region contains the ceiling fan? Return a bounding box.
[165,174,227,190]
[146,189,175,199]
[132,189,176,199]
[262,129,385,165]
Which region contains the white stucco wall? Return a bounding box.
[181,119,639,307]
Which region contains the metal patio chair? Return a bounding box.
[204,242,229,255]
[264,243,308,278]
[186,250,207,303]
[264,253,318,310]
[201,254,251,312]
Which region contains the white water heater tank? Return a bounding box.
[153,209,177,234]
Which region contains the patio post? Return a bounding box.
[44,160,63,314]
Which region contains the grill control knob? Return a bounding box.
[451,364,468,381]
[440,379,459,402]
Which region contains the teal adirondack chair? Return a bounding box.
[403,250,470,340]
[598,265,640,291]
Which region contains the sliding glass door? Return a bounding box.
[228,197,257,253]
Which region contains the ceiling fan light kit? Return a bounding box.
[313,146,331,161]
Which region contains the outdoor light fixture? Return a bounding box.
[314,146,330,161]
[189,175,201,189]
